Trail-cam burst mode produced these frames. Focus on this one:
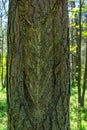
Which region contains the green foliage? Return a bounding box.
[69,23,76,27]
[70,45,77,52]
[82,30,87,37]
[82,4,87,13]
[72,8,79,14]
[69,0,75,2]
[0,87,7,130]
[70,85,87,130]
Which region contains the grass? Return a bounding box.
[0,87,7,130]
[0,84,87,130]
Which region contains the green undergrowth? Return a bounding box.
[0,87,7,130]
[70,84,87,130]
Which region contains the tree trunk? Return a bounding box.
[7,0,70,130]
[76,0,82,129]
[0,13,4,88]
[81,38,87,107]
[69,1,76,85]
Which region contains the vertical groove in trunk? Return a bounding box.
[7,0,70,130]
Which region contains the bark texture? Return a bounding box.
[7,0,70,130]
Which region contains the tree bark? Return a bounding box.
[7,0,70,130]
[76,0,82,129]
[81,38,87,107]
[69,0,76,85]
[0,13,4,88]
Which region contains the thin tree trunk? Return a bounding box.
[81,38,87,107]
[1,27,4,88]
[0,12,4,88]
[76,0,82,129]
[70,1,76,85]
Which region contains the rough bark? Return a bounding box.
[7,0,70,130]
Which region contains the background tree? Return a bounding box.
[0,0,7,88]
[81,38,87,106]
[69,0,87,129]
[0,3,4,88]
[69,0,77,85]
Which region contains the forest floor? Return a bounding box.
[0,85,87,130]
